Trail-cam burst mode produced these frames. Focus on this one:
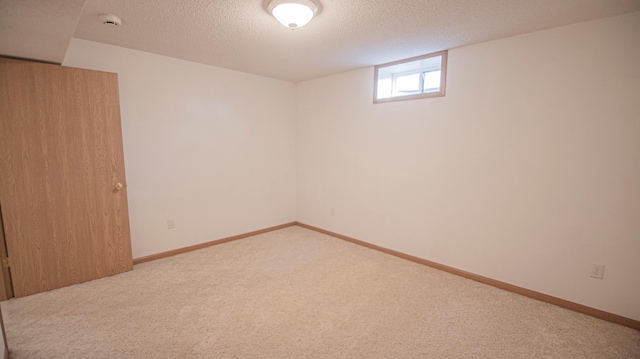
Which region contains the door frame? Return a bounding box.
[0,204,13,301]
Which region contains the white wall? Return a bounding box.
[63,39,297,259]
[61,13,640,321]
[296,12,640,321]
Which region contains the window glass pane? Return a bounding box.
[393,73,421,96]
[374,50,447,103]
[377,77,392,99]
[423,70,441,93]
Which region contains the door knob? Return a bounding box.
[114,183,124,191]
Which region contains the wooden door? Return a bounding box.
[0,58,133,297]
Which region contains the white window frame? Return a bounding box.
[373,50,448,104]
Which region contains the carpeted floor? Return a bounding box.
[2,226,639,358]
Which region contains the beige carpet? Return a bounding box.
[2,226,639,358]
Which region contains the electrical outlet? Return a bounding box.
[167,219,175,229]
[590,263,605,279]
[330,207,335,216]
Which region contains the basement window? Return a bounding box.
[374,50,447,103]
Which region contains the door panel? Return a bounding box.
[0,58,133,297]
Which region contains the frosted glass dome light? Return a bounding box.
[268,0,318,30]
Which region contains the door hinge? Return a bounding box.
[1,257,9,268]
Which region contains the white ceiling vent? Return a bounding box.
[99,14,122,27]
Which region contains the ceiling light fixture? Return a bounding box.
[268,0,318,30]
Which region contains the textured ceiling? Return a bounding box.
[0,0,86,63]
[2,0,640,82]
